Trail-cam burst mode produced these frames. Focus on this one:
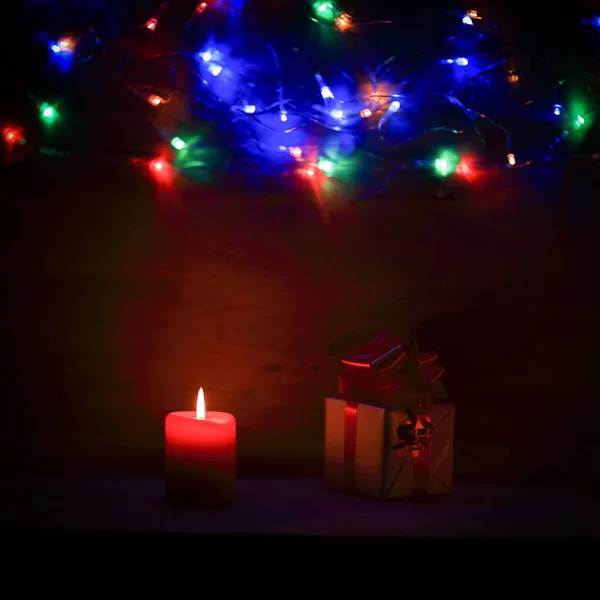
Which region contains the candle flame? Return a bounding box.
[196,388,206,420]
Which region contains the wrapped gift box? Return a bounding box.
[324,397,455,500]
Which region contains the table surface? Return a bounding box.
[4,473,599,537]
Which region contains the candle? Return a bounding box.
[165,388,236,508]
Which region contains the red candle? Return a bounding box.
[165,388,236,508]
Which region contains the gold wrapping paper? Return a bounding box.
[324,397,455,500]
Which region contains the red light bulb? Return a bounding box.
[2,126,24,146]
[147,157,174,185]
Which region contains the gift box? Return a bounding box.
[324,397,455,500]
[339,331,447,413]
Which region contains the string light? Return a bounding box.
[50,37,75,55]
[2,127,25,146]
[148,94,166,106]
[13,2,600,190]
[143,1,169,31]
[147,157,174,185]
[455,161,471,175]
[39,103,59,124]
[334,13,352,31]
[317,158,334,175]
[445,57,469,66]
[313,1,339,23]
[433,151,460,177]
[176,5,597,186]
[151,158,165,171]
[185,2,209,30]
[171,137,187,150]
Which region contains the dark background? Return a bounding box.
[1,0,600,489]
[3,1,599,38]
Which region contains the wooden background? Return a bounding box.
[2,152,599,487]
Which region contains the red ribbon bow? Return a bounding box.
[338,332,441,406]
[340,331,410,372]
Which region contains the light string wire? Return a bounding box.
[127,1,598,178]
[3,1,599,184]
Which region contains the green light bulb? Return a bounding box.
[40,103,58,124]
[433,150,459,177]
[171,137,186,151]
[434,158,449,176]
[317,158,334,175]
[574,115,585,128]
[313,1,337,22]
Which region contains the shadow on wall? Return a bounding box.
[418,283,600,489]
